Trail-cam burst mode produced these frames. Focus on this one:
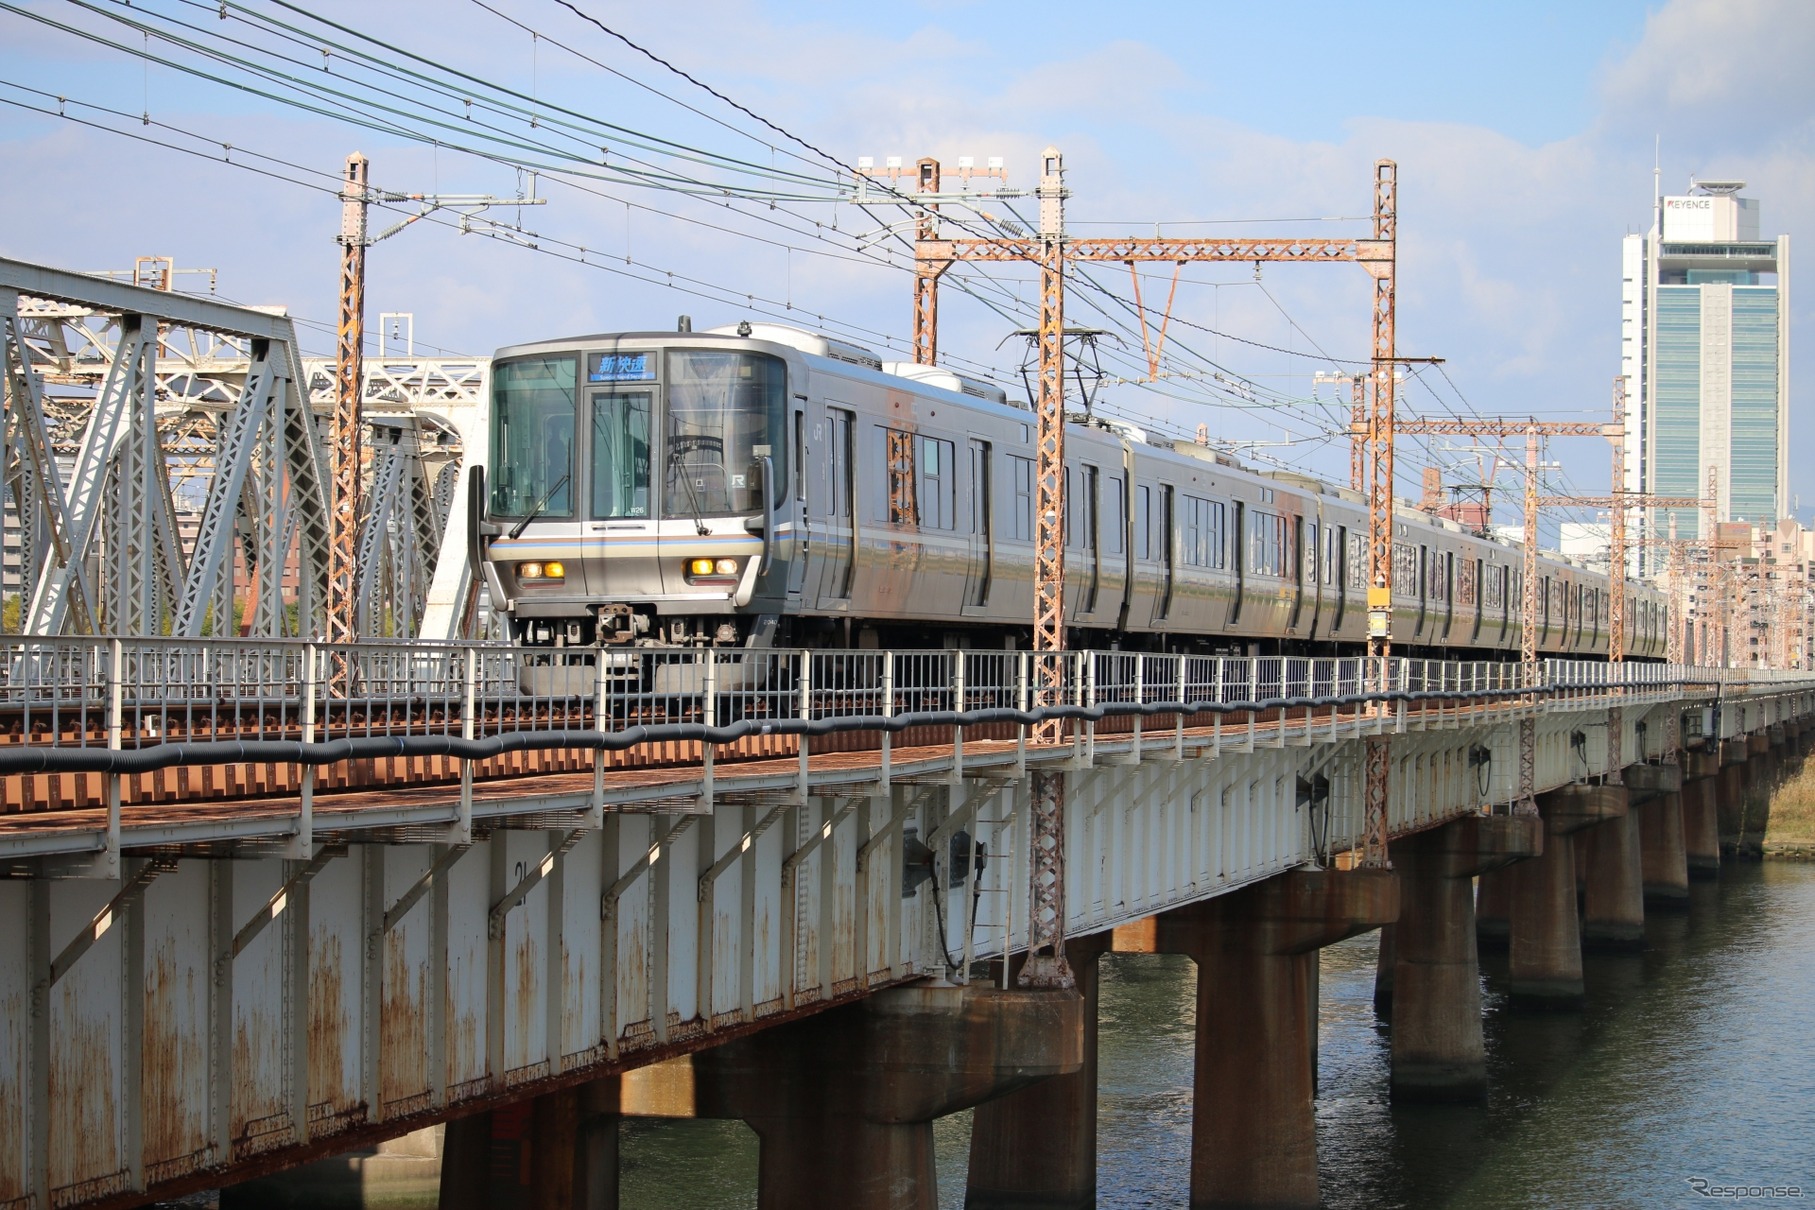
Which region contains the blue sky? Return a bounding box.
[2,0,1812,533]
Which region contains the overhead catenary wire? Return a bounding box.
[3,2,1428,476]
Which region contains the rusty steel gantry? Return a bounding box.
[329,153,542,644]
[905,152,1399,974]
[1399,380,1703,804]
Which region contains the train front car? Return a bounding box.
[479,332,790,692]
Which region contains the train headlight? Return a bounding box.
[684,557,740,582]
[517,561,564,582]
[544,561,566,579]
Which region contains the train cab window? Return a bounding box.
[489,355,577,518]
[590,390,652,518]
[1009,456,1034,542]
[664,350,786,517]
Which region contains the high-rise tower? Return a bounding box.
[1621,179,1789,562]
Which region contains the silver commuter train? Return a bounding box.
[475,321,1668,666]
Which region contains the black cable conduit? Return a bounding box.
[0,675,1770,776]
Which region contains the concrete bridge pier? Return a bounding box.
[439,1083,618,1210]
[1148,868,1399,1208]
[1733,733,1776,857]
[1473,865,1512,948]
[1580,762,1677,949]
[1681,748,1723,879]
[693,984,1084,1210]
[1386,814,1540,1101]
[1638,788,1691,910]
[1716,739,1750,852]
[964,932,1115,1209]
[1508,784,1625,1007]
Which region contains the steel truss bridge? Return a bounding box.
[0,258,482,645]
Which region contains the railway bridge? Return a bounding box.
[4,256,1813,1209]
[0,638,1806,1209]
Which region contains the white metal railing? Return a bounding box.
[0,637,1807,758]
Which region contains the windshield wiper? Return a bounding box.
[508,471,570,539]
[669,451,711,535]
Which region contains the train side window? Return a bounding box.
[917,435,955,530]
[1009,455,1034,542]
[826,409,853,520]
[1305,521,1319,584]
[1182,496,1204,566]
[1348,532,1366,591]
[1393,542,1418,597]
[873,425,919,526]
[1210,501,1226,569]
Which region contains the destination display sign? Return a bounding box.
[588,351,655,383]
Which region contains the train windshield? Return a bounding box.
[489,356,576,518]
[663,350,785,518]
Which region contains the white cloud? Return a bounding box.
[1600,0,1815,151]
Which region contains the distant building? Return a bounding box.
[1620,179,1789,567]
[1559,521,1613,574]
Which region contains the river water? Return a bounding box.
[620,860,1815,1208]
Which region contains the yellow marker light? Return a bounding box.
[519,561,544,580]
[714,558,739,576]
[689,558,715,576]
[543,561,566,579]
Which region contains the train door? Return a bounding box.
[1153,485,1175,625]
[1229,501,1246,627]
[784,403,808,604]
[813,405,856,608]
[1414,544,1428,640]
[584,387,656,598]
[1440,551,1453,640]
[1469,558,1484,643]
[963,438,994,612]
[1288,515,1308,633]
[1330,524,1347,631]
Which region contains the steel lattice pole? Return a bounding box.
[1361,159,1397,869]
[1022,148,1073,989]
[328,152,369,647]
